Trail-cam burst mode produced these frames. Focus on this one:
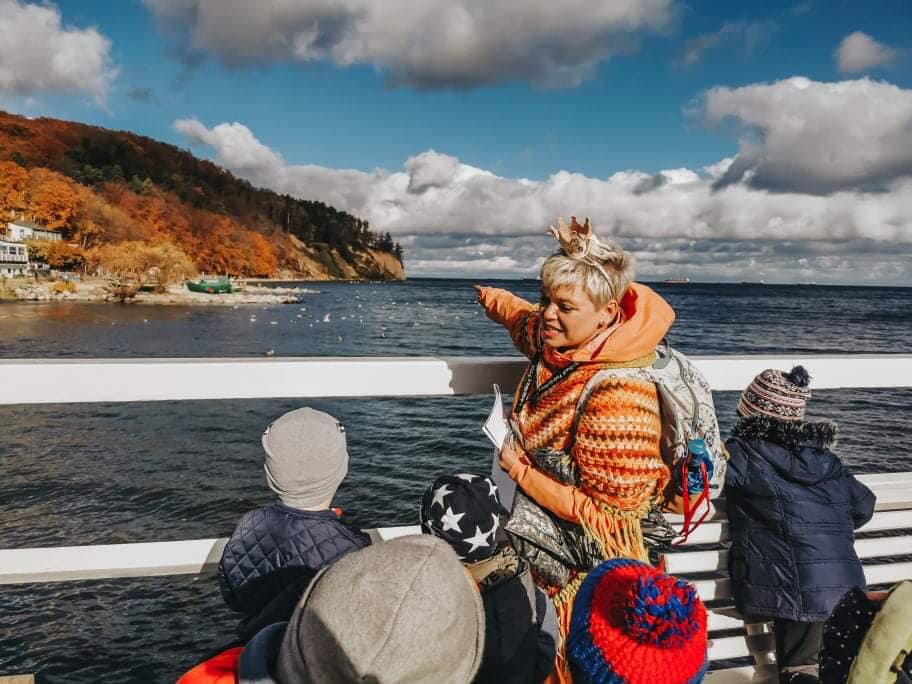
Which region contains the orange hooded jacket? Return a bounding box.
[478,282,676,526]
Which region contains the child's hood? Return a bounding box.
[730,415,841,485]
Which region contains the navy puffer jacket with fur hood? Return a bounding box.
[724,416,875,621]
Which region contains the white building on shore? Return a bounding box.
[0,239,28,277]
[6,219,62,243]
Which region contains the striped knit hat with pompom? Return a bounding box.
[737,365,811,421]
[567,558,708,684]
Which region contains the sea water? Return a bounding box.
[1,279,910,682]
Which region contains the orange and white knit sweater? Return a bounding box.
[479,282,676,638]
[512,364,667,549]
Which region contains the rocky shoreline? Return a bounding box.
[5,279,318,305]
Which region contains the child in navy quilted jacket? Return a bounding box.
[217,407,370,641]
[725,367,875,684]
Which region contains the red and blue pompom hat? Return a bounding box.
[567,558,708,684]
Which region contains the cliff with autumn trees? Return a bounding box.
[0,111,404,280]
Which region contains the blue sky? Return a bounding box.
[2,0,911,283]
[37,0,912,177]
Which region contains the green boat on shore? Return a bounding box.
[186,276,233,294]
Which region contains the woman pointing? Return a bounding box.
[476,217,677,671]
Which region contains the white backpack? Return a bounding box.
[572,340,727,501]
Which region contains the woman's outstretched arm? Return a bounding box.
[475,285,539,359]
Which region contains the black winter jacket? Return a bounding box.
[218,502,370,638]
[472,546,557,684]
[725,416,875,621]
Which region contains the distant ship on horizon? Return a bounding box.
[663,277,691,284]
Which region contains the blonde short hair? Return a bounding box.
[540,238,634,308]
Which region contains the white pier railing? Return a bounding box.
[2,471,908,587]
[3,354,912,683]
[2,353,912,405]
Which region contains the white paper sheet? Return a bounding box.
[483,384,517,511]
[482,383,509,449]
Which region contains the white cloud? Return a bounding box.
[405,150,470,194]
[145,0,676,89]
[835,32,899,74]
[700,157,734,180]
[0,0,116,100]
[174,118,283,173]
[175,115,912,248]
[695,77,912,194]
[174,76,912,283]
[174,117,381,211]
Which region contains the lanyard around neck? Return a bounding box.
[515,352,580,413]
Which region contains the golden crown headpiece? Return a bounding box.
[547,216,613,283]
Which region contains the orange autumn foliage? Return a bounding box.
[74,190,145,247]
[85,240,197,286]
[0,110,400,279]
[246,232,279,276]
[4,167,281,276]
[0,118,284,276]
[186,213,278,277]
[0,160,28,215]
[26,168,79,230]
[25,239,84,270]
[103,187,278,276]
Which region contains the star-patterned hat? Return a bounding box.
[419,473,506,563]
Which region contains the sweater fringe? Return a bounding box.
[579,499,650,563]
[552,573,586,684]
[546,502,650,683]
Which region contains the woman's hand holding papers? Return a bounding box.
[498,435,528,474]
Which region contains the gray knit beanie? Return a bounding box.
[276,535,486,683]
[262,407,348,509]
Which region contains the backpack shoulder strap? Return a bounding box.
[652,338,673,370]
